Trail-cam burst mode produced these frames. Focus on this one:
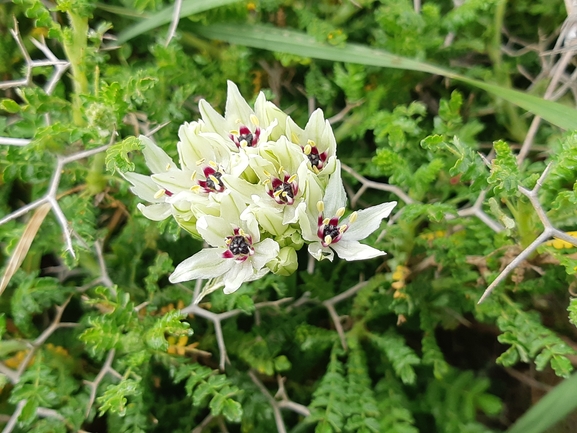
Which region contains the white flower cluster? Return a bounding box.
[124,81,396,299]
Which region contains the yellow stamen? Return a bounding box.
[209,160,218,168]
[250,114,259,126]
[190,185,201,193]
[317,201,325,212]
[273,190,283,198]
[196,158,205,166]
[263,170,272,177]
[304,144,312,155]
[324,235,333,245]
[288,174,297,183]
[323,218,330,225]
[154,189,166,199]
[230,129,239,135]
[190,171,197,181]
[208,174,220,185]
[307,139,316,147]
[339,225,348,233]
[349,211,358,224]
[291,132,300,144]
[165,163,171,171]
[336,207,345,218]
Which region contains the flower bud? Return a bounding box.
[267,246,298,276]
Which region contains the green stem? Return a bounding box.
[86,153,107,195]
[516,198,540,250]
[62,11,89,126]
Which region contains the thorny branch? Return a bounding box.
[84,349,119,418]
[248,371,310,433]
[0,144,110,257]
[478,164,577,303]
[181,295,295,371]
[165,0,183,46]
[323,280,368,350]
[0,21,70,146]
[0,297,78,433]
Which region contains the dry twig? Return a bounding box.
[478,164,577,303]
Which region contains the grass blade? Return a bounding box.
[505,372,577,433]
[194,23,577,131]
[115,0,242,44]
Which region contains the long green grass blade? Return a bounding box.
[115,0,242,44]
[193,23,577,131]
[505,372,577,433]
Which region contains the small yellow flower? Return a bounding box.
[546,231,577,249]
[5,350,31,369]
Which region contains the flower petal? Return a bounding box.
[331,240,386,261]
[322,161,347,216]
[151,170,194,194]
[252,238,280,270]
[123,171,161,202]
[343,201,397,241]
[199,100,228,135]
[197,215,233,247]
[169,248,233,283]
[222,261,255,294]
[225,81,254,126]
[140,135,175,174]
[308,241,334,262]
[137,203,171,221]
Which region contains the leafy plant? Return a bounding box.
[1,0,577,432]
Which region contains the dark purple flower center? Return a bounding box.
[198,166,225,193]
[316,204,356,248]
[303,143,328,171]
[231,125,261,148]
[222,228,254,262]
[267,173,298,205]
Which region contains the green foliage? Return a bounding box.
[2,0,577,432]
[105,136,144,173]
[11,274,73,336]
[496,300,575,378]
[307,345,349,432]
[98,378,142,416]
[488,140,522,197]
[368,331,420,385]
[173,363,243,422]
[424,368,502,433]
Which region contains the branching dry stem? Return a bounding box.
[478,164,577,303]
[323,280,368,350]
[181,297,294,371]
[248,371,310,433]
[0,144,110,257]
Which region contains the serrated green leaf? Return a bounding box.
[222,398,242,423]
[105,136,143,173]
[97,379,141,416]
[274,355,291,372]
[1,99,21,113]
[368,331,420,385]
[488,140,520,196]
[145,309,191,351]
